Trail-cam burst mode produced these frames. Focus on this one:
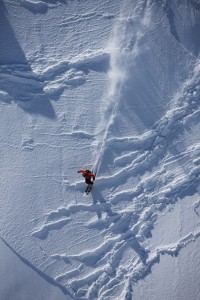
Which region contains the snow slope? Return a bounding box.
[0,0,200,299]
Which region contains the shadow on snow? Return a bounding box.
[0,2,56,118]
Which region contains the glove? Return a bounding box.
[78,170,80,173]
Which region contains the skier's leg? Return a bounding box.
[85,183,89,193]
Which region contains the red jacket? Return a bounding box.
[78,170,95,181]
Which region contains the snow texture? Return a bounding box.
[0,0,200,299]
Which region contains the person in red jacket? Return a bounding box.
[78,169,95,185]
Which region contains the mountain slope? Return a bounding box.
[0,0,200,299]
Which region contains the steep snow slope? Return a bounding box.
[0,0,200,299]
[0,238,70,300]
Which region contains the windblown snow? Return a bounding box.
[0,0,200,299]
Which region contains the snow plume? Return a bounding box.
[93,3,152,175]
[92,21,127,175]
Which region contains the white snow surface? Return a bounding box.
[0,0,200,299]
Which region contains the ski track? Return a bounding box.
[2,0,200,299]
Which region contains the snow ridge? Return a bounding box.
[0,237,74,298]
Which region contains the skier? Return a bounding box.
[78,169,95,194]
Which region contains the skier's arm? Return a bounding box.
[78,169,86,175]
